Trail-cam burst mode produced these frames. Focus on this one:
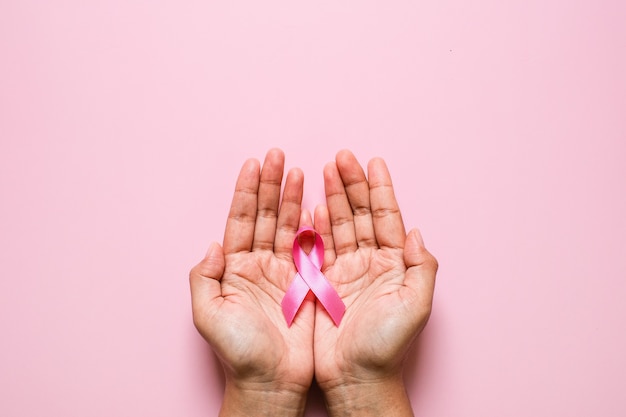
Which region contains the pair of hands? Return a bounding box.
[189,149,437,417]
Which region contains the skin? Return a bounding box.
[313,150,438,416]
[189,149,314,416]
[189,149,438,416]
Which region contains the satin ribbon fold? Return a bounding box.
[281,227,345,326]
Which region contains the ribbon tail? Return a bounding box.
[281,273,309,327]
[314,282,346,326]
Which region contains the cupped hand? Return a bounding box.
[189,149,314,415]
[313,150,438,415]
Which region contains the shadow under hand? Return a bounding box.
[304,377,328,416]
[403,310,443,410]
[187,326,225,414]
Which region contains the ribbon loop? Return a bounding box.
[282,227,345,326]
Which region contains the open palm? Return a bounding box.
[190,149,314,394]
[313,151,438,391]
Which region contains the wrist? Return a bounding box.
[321,375,413,417]
[220,378,308,417]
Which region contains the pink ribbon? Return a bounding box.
[282,227,345,327]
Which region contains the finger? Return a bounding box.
[335,149,377,248]
[314,204,337,268]
[223,158,260,254]
[297,208,315,254]
[324,161,357,255]
[274,167,304,258]
[368,157,406,249]
[403,229,438,315]
[189,242,226,331]
[252,149,285,251]
[300,207,313,226]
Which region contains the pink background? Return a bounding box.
[1,1,625,416]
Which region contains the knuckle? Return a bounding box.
[372,206,399,218]
[352,205,371,217]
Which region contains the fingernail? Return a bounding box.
[205,242,217,258]
[411,229,425,247]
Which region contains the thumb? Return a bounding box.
[403,228,438,310]
[189,242,225,323]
